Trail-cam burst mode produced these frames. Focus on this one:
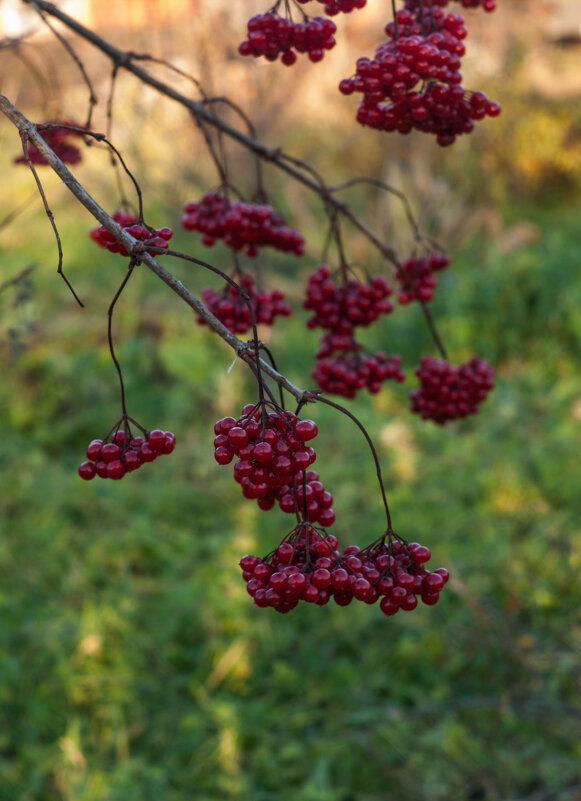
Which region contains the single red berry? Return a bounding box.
[78,461,96,480]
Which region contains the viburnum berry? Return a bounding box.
[214,403,336,527]
[239,526,449,616]
[196,272,291,334]
[90,211,173,257]
[182,193,304,256]
[312,348,405,398]
[14,121,85,166]
[410,355,495,423]
[78,420,176,480]
[303,266,393,336]
[238,13,336,65]
[396,251,451,304]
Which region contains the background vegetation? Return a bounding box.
[1,1,580,799]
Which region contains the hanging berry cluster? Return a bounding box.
[396,251,451,304]
[15,121,85,166]
[238,13,337,65]
[90,210,173,257]
[341,4,501,145]
[410,356,495,423]
[182,193,304,257]
[196,272,291,334]
[239,0,499,145]
[240,524,449,615]
[303,265,404,398]
[79,423,176,481]
[214,403,335,527]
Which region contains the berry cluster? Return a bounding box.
[182,193,304,257]
[90,210,173,257]
[79,426,176,480]
[304,266,393,335]
[15,122,85,166]
[312,349,405,398]
[341,5,500,145]
[303,265,403,397]
[396,251,451,304]
[410,355,495,423]
[240,525,449,616]
[238,13,337,65]
[405,0,496,10]
[296,0,367,15]
[214,404,335,526]
[196,272,291,334]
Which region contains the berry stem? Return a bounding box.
[420,301,448,361]
[391,0,400,41]
[108,258,137,417]
[17,130,84,307]
[315,395,393,531]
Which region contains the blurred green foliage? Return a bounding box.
[0,181,580,801]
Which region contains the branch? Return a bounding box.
[0,92,310,402]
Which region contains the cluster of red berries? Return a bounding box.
[296,0,367,14]
[304,265,394,335]
[410,355,495,424]
[196,272,291,334]
[303,265,403,397]
[15,122,85,166]
[90,210,173,257]
[214,404,335,526]
[78,426,176,480]
[341,4,500,145]
[238,13,337,65]
[313,349,405,398]
[182,193,304,257]
[240,525,449,615]
[405,0,495,10]
[396,251,451,304]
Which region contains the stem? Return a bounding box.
[17,130,83,307]
[420,301,448,360]
[315,395,393,531]
[108,260,137,416]
[391,0,400,41]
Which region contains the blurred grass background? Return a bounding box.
[1,1,581,800]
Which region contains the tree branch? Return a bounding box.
[0,92,311,403]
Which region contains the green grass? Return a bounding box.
[1,184,580,801]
